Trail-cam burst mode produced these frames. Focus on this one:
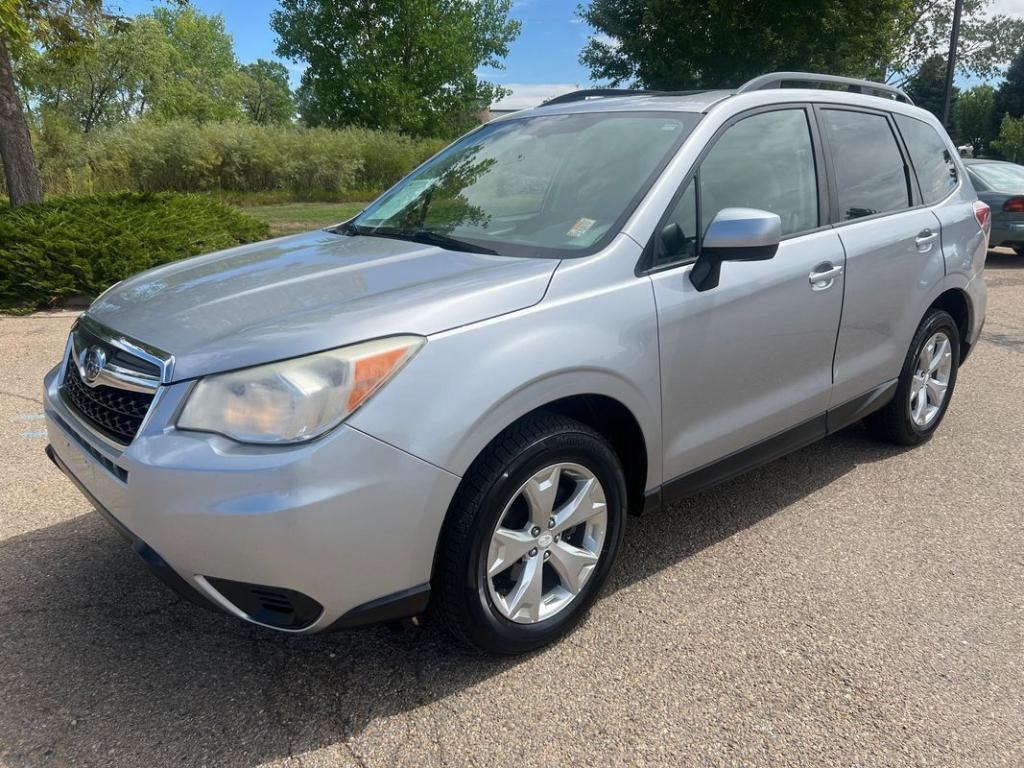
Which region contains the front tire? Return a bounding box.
[864,308,960,446]
[433,413,627,655]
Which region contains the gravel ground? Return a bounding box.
[1,251,1022,768]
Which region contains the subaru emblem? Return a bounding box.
[83,346,107,384]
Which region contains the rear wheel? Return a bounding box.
[433,413,627,654]
[864,308,960,446]
[1014,246,1024,256]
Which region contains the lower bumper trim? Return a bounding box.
[45,444,222,614]
[327,583,431,630]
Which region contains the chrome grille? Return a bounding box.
[62,361,154,444]
[59,318,169,446]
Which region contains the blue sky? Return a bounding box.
[111,0,595,108]
[111,0,1024,108]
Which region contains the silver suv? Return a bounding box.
[44,73,989,654]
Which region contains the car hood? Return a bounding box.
[86,230,559,381]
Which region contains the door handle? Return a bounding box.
[915,228,939,251]
[809,263,843,290]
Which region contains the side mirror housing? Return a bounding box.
[690,208,782,292]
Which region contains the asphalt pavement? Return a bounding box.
[1,251,1021,767]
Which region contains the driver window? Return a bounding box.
[699,109,818,237]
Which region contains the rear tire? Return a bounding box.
[864,309,960,446]
[1014,246,1024,256]
[433,413,627,655]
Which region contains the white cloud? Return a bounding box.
[989,0,1024,14]
[491,83,581,109]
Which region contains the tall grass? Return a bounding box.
[18,121,446,200]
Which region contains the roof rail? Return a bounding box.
[543,88,664,106]
[543,88,707,106]
[737,72,913,105]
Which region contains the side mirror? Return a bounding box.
[690,208,781,292]
[659,222,686,255]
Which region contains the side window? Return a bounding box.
[821,109,910,220]
[895,114,958,204]
[653,179,697,268]
[699,109,818,236]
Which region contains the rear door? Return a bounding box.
[648,106,846,484]
[895,113,982,269]
[818,106,947,407]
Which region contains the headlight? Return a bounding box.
[177,336,424,444]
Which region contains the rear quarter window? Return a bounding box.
[895,114,958,204]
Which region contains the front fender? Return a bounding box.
[348,272,663,491]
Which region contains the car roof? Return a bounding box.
[963,159,1019,166]
[493,85,933,124]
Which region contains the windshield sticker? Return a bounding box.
[567,218,597,239]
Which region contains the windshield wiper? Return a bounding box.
[400,230,498,255]
[334,222,497,255]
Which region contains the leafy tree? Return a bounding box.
[17,14,171,131]
[273,0,520,137]
[994,46,1024,123]
[904,54,954,121]
[239,59,294,124]
[1,0,105,206]
[144,6,245,122]
[992,114,1024,163]
[887,0,1024,86]
[578,0,913,89]
[954,84,995,156]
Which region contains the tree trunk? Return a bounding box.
[0,34,43,207]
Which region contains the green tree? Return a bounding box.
[578,0,913,89]
[992,114,1024,163]
[239,59,294,124]
[904,54,954,121]
[954,84,995,156]
[1,0,105,206]
[272,0,520,137]
[887,0,1024,86]
[18,14,171,131]
[145,6,245,122]
[994,46,1024,123]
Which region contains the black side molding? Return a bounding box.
[327,583,431,630]
[826,379,897,434]
[661,415,826,505]
[644,381,897,509]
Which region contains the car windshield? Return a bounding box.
[970,163,1024,192]
[349,111,701,258]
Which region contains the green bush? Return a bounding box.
[992,114,1024,163]
[0,193,270,311]
[18,119,446,200]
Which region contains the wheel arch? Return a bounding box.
[928,287,973,361]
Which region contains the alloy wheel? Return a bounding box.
[909,331,953,428]
[485,462,607,624]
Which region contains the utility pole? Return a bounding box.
[941,0,964,128]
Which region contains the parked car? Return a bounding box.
[44,72,988,654]
[963,159,1024,254]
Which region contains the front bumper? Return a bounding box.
[43,365,460,633]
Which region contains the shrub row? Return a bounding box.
[23,120,446,199]
[0,193,270,311]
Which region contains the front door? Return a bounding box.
[647,107,845,485]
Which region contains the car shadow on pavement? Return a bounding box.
[0,425,901,767]
[985,249,1023,270]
